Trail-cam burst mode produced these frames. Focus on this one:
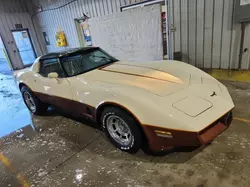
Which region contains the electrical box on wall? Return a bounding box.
[235,0,250,22]
[56,30,67,47]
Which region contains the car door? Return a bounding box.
[36,58,72,109]
[60,54,95,118]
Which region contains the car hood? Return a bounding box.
[74,60,234,122]
[84,60,221,97]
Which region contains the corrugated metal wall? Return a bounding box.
[32,0,250,69]
[0,0,43,69]
[31,0,146,53]
[242,24,250,69]
[168,0,249,70]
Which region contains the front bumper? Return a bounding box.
[142,111,233,151]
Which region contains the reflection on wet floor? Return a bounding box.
[0,73,31,138]
[0,106,101,149]
[0,107,102,187]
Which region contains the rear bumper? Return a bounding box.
[142,111,233,151]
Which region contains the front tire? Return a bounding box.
[101,107,142,153]
[21,86,48,115]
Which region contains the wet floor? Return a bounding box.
[0,78,250,187]
[0,73,31,138]
[0,60,12,75]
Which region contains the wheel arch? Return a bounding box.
[95,102,149,144]
[19,82,29,91]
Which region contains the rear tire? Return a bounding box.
[21,86,48,115]
[101,107,142,153]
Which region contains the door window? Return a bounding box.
[40,58,65,78]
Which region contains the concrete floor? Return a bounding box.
[0,77,250,187]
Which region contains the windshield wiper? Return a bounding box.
[93,55,113,61]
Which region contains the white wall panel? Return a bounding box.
[88,5,162,62]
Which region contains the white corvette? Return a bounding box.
[15,47,234,153]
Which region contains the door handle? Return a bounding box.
[55,78,63,84]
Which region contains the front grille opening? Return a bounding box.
[219,111,233,126]
[199,111,232,134]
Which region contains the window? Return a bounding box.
[61,48,118,77]
[40,58,65,77]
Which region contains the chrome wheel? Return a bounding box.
[23,92,36,112]
[106,115,133,146]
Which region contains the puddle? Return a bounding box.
[0,73,31,138]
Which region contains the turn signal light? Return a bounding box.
[154,130,173,138]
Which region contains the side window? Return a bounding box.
[40,58,65,77]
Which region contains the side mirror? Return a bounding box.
[48,72,59,79]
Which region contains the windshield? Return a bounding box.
[61,48,118,77]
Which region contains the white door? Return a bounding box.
[36,58,72,109]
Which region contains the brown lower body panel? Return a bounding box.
[34,92,96,119]
[142,111,233,151]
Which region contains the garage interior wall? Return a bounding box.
[29,0,250,70]
[168,0,250,70]
[88,4,163,61]
[0,0,43,70]
[30,0,146,53]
